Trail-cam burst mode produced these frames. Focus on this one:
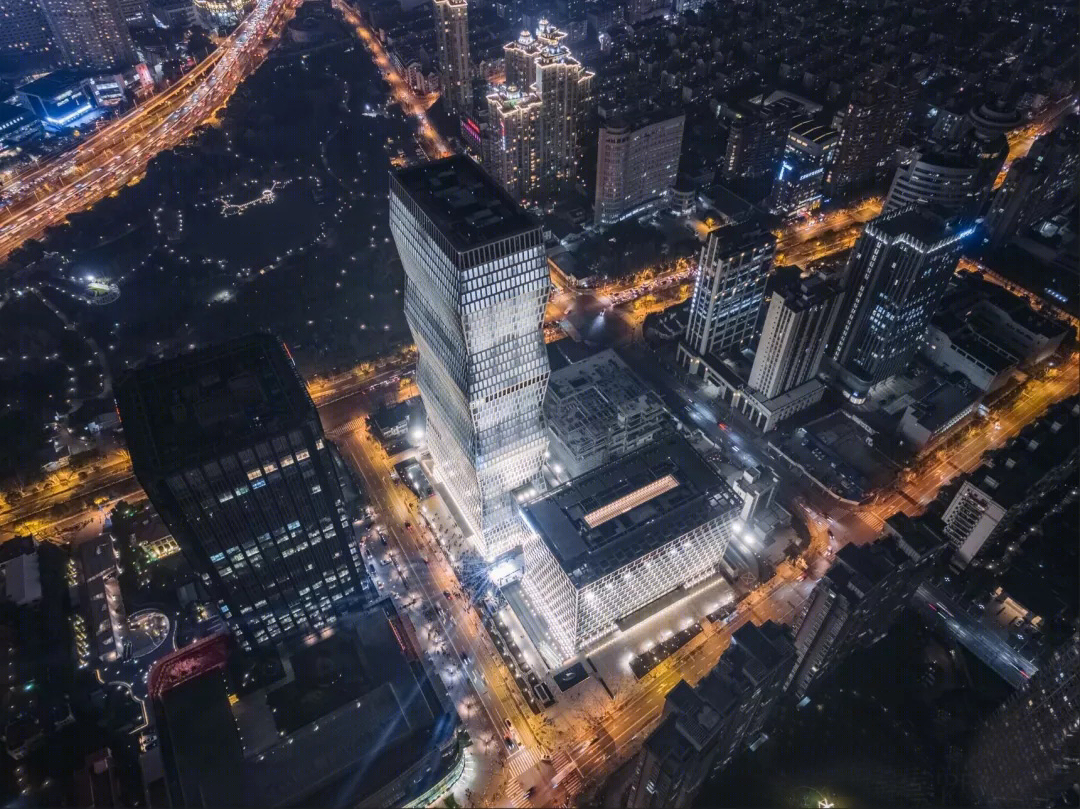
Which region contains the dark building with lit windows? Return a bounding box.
[830,207,969,396]
[825,81,914,201]
[116,334,369,652]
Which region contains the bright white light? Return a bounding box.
[488,560,517,583]
[732,520,744,533]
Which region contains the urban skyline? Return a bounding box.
[0,0,1076,807]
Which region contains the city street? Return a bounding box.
[0,0,303,261]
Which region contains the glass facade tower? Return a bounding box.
[116,334,368,651]
[831,207,969,393]
[389,157,550,559]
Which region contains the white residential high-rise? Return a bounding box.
[433,0,471,115]
[594,108,685,226]
[679,216,776,373]
[748,273,840,399]
[389,157,550,559]
[485,83,543,201]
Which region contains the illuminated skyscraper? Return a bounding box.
[503,20,593,191]
[831,207,968,394]
[433,0,471,115]
[116,334,369,651]
[679,216,777,372]
[39,0,136,71]
[389,157,550,559]
[485,84,543,201]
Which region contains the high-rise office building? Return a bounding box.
[883,132,1007,217]
[115,334,368,651]
[748,272,840,399]
[433,0,471,115]
[787,526,943,697]
[503,20,593,191]
[825,81,913,201]
[679,216,777,373]
[39,0,136,71]
[963,634,1080,808]
[389,157,550,559]
[485,83,543,201]
[0,0,57,72]
[594,108,685,226]
[766,152,826,218]
[720,100,795,188]
[831,207,969,395]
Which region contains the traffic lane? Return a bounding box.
[338,430,532,757]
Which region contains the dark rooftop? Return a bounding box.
[17,71,82,98]
[156,600,457,808]
[775,272,841,313]
[392,156,539,251]
[115,333,316,476]
[870,207,963,248]
[0,103,36,125]
[520,432,740,586]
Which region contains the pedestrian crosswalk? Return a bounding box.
[326,416,366,438]
[506,747,537,779]
[549,749,584,800]
[499,746,585,807]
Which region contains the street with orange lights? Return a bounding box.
[334,0,451,160]
[0,0,302,262]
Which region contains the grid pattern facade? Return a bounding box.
[831,208,967,388]
[684,220,776,361]
[157,431,365,649]
[964,634,1080,807]
[40,0,135,71]
[389,161,550,559]
[0,0,56,68]
[523,511,735,658]
[116,336,367,652]
[594,112,685,226]
[433,0,471,114]
[485,85,543,201]
[748,275,839,399]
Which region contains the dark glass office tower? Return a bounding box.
[831,207,970,395]
[116,334,367,651]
